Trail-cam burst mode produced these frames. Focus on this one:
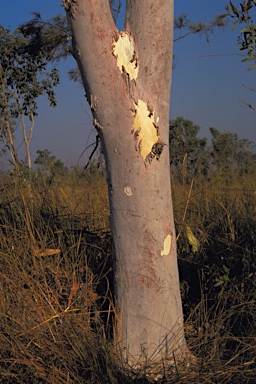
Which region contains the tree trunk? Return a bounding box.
[65,0,186,367]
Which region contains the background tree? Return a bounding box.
[169,117,209,180]
[34,148,67,177]
[209,127,238,173]
[168,117,256,179]
[209,127,256,175]
[0,26,59,172]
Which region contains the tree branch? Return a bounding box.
[125,0,174,109]
[84,134,100,170]
[64,0,119,106]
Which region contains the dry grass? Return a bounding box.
[0,170,255,383]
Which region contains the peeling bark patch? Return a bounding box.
[161,234,172,256]
[132,100,159,160]
[145,140,166,164]
[63,0,78,16]
[112,32,138,80]
[124,186,132,196]
[93,118,103,131]
[90,94,99,112]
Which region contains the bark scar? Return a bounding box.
[62,0,78,16]
[112,32,139,81]
[132,99,165,163]
[90,95,99,112]
[161,234,172,256]
[93,118,103,131]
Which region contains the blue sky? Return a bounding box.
[1,0,256,167]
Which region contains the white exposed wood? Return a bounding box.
[112,32,139,80]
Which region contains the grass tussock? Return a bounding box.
[0,169,255,383]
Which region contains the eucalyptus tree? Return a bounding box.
[17,0,226,369]
[62,0,197,369]
[14,0,226,370]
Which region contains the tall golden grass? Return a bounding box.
[0,169,255,383]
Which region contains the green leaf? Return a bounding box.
[232,19,239,31]
[240,27,250,33]
[218,13,231,19]
[247,0,253,10]
[248,62,256,70]
[214,280,224,287]
[230,1,240,16]
[241,57,253,62]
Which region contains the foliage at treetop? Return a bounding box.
[18,7,227,84]
[221,0,256,70]
[17,1,121,61]
[174,12,227,43]
[0,26,59,118]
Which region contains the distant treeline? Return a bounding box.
[2,116,255,182]
[169,117,256,179]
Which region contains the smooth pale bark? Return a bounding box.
[65,0,186,366]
